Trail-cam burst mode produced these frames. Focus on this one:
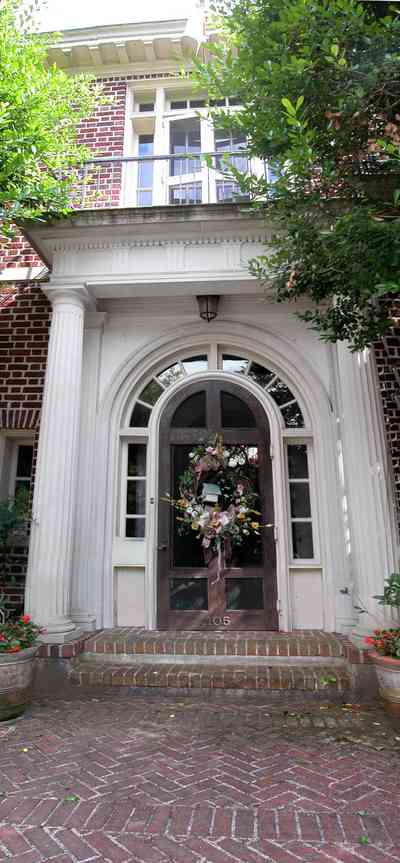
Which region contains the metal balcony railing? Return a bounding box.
[73,151,272,210]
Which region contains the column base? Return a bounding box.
[39,616,80,644]
[70,611,97,631]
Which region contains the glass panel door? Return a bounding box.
[158,381,278,630]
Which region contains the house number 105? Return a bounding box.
[206,616,231,626]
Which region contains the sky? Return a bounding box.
[37,0,199,31]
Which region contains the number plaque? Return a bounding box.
[206,616,231,626]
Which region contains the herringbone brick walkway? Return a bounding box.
[0,693,399,862]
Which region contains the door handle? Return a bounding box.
[158,543,168,550]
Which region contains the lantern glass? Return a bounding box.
[196,295,220,322]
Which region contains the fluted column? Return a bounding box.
[25,288,88,641]
[336,344,399,646]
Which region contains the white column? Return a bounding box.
[337,344,399,645]
[71,312,106,630]
[25,288,88,641]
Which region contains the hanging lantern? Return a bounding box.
[196,295,220,322]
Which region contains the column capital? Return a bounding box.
[44,286,96,311]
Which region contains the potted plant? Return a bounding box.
[0,614,42,721]
[0,490,41,721]
[365,573,400,717]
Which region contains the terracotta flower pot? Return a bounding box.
[0,645,39,721]
[370,651,400,717]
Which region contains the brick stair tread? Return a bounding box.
[83,628,360,660]
[71,659,352,690]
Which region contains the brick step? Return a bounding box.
[70,658,353,691]
[83,628,361,661]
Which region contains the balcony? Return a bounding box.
[74,152,272,210]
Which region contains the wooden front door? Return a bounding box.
[157,381,278,630]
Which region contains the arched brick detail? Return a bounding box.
[0,407,41,430]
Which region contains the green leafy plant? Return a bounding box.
[0,489,31,622]
[373,573,400,608]
[0,0,105,238]
[0,614,41,653]
[365,629,400,658]
[193,0,400,349]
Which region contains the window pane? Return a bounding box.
[268,379,295,406]
[216,181,248,202]
[16,445,33,478]
[182,355,208,374]
[247,363,276,389]
[222,354,248,374]
[169,578,208,610]
[138,135,154,155]
[158,363,184,387]
[221,391,256,428]
[281,402,304,428]
[226,578,264,610]
[292,522,314,559]
[130,403,151,427]
[170,119,201,175]
[169,183,202,204]
[171,391,206,427]
[127,444,146,477]
[139,379,163,406]
[290,483,311,518]
[288,445,309,479]
[138,190,152,206]
[127,479,146,515]
[138,162,153,187]
[126,518,145,538]
[170,100,187,109]
[138,103,154,113]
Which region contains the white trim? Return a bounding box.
[0,267,48,282]
[90,321,340,633]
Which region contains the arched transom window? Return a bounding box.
[129,351,305,429]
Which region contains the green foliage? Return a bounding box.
[365,628,400,658]
[0,489,30,618]
[374,573,400,608]
[0,0,104,238]
[193,0,400,349]
[0,614,41,652]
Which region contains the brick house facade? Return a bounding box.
[0,13,399,642]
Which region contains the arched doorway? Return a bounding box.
[157,380,278,630]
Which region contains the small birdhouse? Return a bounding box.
[202,482,221,504]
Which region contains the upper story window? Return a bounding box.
[84,86,274,210]
[170,119,201,176]
[137,135,154,206]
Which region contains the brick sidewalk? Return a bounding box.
[0,693,400,862]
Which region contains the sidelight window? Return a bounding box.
[287,444,314,560]
[124,443,147,538]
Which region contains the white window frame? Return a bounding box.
[285,439,319,566]
[119,438,148,541]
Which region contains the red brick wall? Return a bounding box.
[374,298,400,536]
[0,281,51,614]
[0,75,129,267]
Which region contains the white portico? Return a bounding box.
[23,204,398,642]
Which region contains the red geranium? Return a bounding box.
[365,628,400,658]
[0,615,41,654]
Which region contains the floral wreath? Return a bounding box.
[164,434,267,579]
